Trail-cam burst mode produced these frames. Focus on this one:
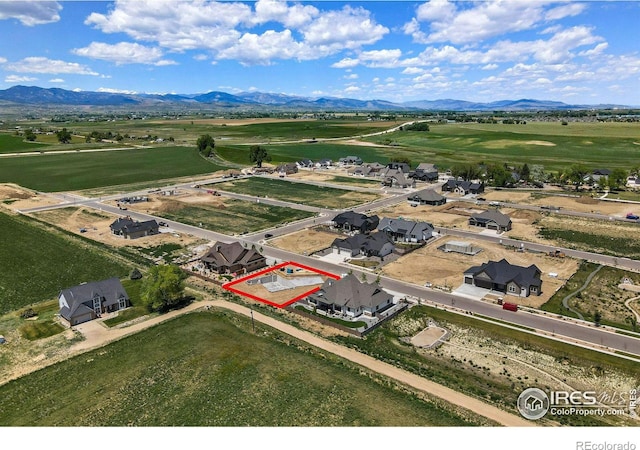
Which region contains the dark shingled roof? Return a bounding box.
[465,259,541,288]
[310,274,393,309]
[200,241,264,267]
[470,209,512,228]
[59,278,128,322]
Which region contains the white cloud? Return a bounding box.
[344,73,358,79]
[193,54,209,61]
[416,0,456,22]
[0,57,6,64]
[83,1,388,65]
[331,49,402,69]
[331,58,359,69]
[5,57,99,75]
[5,74,37,83]
[344,85,360,93]
[482,63,498,70]
[97,87,138,94]
[49,78,64,83]
[545,3,586,21]
[0,1,61,26]
[72,42,177,66]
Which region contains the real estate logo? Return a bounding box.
[517,387,550,420]
[518,387,637,420]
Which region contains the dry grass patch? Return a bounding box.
[269,228,338,254]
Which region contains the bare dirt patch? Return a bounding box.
[269,228,339,255]
[0,184,61,211]
[525,140,556,146]
[31,206,202,249]
[411,326,448,348]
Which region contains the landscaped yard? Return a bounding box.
[0,311,483,426]
[0,210,131,314]
[213,177,380,209]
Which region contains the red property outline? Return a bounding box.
[223,261,340,308]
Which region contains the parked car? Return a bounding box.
[158,221,168,227]
[626,213,639,220]
[264,233,273,238]
[477,197,486,201]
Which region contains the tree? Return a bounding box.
[594,310,602,327]
[140,264,187,312]
[24,129,36,142]
[520,163,530,182]
[56,128,72,144]
[196,134,215,155]
[249,145,271,168]
[607,168,628,191]
[565,164,589,191]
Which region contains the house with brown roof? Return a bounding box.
[200,241,267,275]
[306,274,394,318]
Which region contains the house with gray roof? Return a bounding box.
[380,168,415,188]
[442,180,484,195]
[110,216,159,239]
[348,162,385,177]
[378,218,433,243]
[332,232,394,258]
[200,241,267,275]
[469,209,512,232]
[339,156,363,166]
[408,190,446,206]
[306,274,394,318]
[332,211,379,234]
[464,259,542,297]
[59,278,130,326]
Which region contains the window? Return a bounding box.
[508,285,517,293]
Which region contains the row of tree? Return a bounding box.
[197,134,271,167]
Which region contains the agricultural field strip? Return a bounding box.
[64,299,530,426]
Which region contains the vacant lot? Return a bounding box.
[0,311,481,426]
[127,192,314,235]
[287,170,381,187]
[0,210,130,314]
[0,132,47,153]
[0,147,224,192]
[269,228,339,255]
[382,236,578,308]
[213,176,381,209]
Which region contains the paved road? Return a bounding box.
[16,179,640,357]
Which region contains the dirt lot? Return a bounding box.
[0,183,61,211]
[382,237,579,308]
[269,228,339,255]
[30,206,203,250]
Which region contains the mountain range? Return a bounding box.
[0,85,631,112]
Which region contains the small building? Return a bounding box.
[386,162,411,173]
[380,168,415,188]
[463,259,542,297]
[296,159,314,169]
[59,278,130,326]
[378,218,433,243]
[408,190,446,206]
[469,209,512,232]
[110,217,159,239]
[306,274,394,318]
[200,241,267,275]
[276,163,298,176]
[441,240,482,255]
[332,211,379,234]
[348,162,385,177]
[332,232,395,258]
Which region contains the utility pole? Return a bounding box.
[250,307,255,333]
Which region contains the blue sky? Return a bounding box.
[0,0,639,105]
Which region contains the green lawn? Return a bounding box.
[213,177,380,209]
[0,146,225,192]
[158,198,315,234]
[0,211,130,314]
[0,311,482,426]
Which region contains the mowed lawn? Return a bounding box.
[0,311,480,426]
[0,211,130,313]
[0,146,224,192]
[213,177,380,209]
[159,199,315,234]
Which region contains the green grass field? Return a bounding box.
[0,132,47,153]
[363,122,640,172]
[0,211,131,314]
[213,177,380,209]
[0,311,482,426]
[0,147,225,192]
[158,198,315,234]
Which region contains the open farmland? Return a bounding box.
[0,311,484,426]
[212,176,381,209]
[0,132,47,153]
[362,121,640,172]
[0,146,224,192]
[0,210,130,314]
